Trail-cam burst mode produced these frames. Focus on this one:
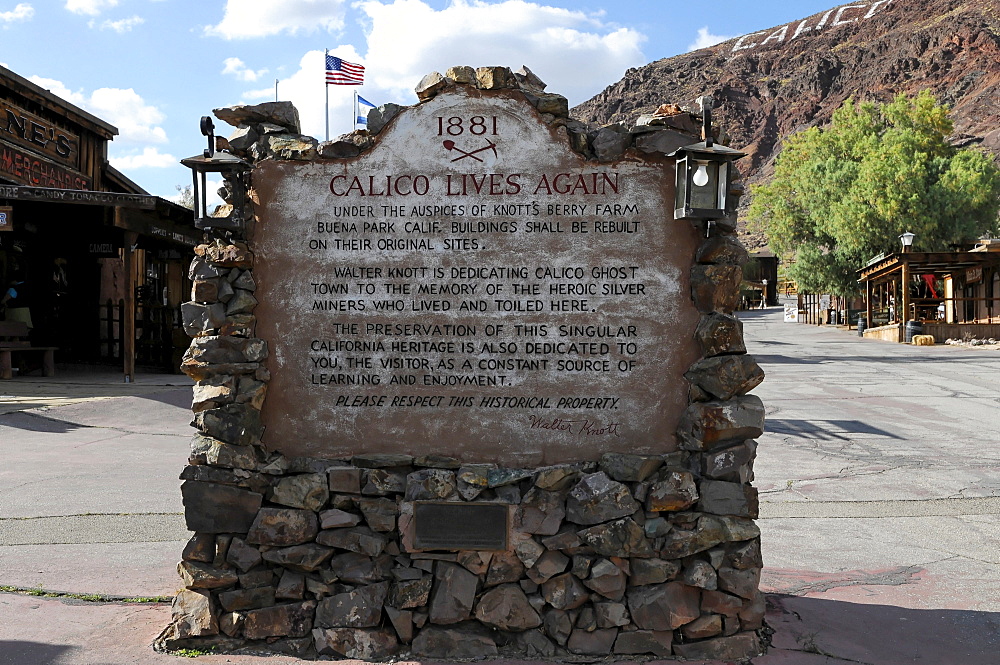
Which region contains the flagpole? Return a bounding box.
[274,79,278,102]
[324,49,330,142]
[354,90,358,132]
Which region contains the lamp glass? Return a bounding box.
[899,232,915,248]
[689,160,720,210]
[692,162,710,187]
[674,155,688,211]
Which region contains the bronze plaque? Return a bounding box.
[252,88,702,464]
[413,502,509,551]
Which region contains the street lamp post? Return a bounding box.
[899,231,915,252]
[898,232,915,336]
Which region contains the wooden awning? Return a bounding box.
[859,251,1000,282]
[0,183,156,209]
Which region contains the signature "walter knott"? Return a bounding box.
[528,415,621,437]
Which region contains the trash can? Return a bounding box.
[905,320,923,343]
[857,316,867,336]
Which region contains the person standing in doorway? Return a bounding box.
[1,266,32,330]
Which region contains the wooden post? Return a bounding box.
[865,278,873,330]
[900,259,910,342]
[121,213,137,382]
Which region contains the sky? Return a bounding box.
[0,0,846,204]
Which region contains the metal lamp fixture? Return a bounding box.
[670,95,746,221]
[180,116,252,232]
[899,231,915,251]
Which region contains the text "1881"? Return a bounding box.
[437,116,499,136]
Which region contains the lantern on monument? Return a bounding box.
[180,116,252,232]
[670,96,745,221]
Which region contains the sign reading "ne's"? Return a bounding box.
[1,99,80,169]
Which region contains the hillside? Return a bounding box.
[572,0,1000,248]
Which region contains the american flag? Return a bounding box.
[326,55,364,85]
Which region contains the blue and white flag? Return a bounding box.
[356,95,377,125]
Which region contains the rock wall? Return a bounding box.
[159,66,766,662]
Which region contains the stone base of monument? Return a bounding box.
[160,448,766,661]
[160,66,766,662]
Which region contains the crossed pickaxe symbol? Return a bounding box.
[443,139,498,162]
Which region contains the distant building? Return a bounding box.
[0,65,196,377]
[858,239,1000,343]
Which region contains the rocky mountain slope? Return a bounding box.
[572,0,1000,248]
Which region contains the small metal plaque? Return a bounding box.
[413,502,509,551]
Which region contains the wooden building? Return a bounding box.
[857,240,1000,343]
[0,65,197,379]
[740,248,779,309]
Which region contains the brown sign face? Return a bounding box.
[0,100,79,168]
[252,89,702,464]
[0,145,91,190]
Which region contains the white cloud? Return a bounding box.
[205,0,347,39]
[27,75,174,186]
[27,76,86,106]
[241,49,360,141]
[89,87,168,144]
[687,27,733,51]
[27,76,168,145]
[222,57,267,82]
[65,0,119,16]
[99,14,143,32]
[235,0,646,141]
[0,3,33,23]
[358,0,645,105]
[110,146,177,170]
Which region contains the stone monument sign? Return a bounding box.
[251,85,701,463]
[164,66,767,662]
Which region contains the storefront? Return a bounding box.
[0,65,196,378]
[857,240,1000,343]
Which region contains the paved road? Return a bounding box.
[0,370,191,597]
[746,302,1000,661]
[0,309,998,664]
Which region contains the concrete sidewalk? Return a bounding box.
[0,368,191,602]
[1,315,998,664]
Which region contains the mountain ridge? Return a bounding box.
[572,0,1000,248]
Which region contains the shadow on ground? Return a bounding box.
[135,389,191,409]
[766,594,1000,664]
[754,353,982,365]
[0,641,75,665]
[0,412,83,433]
[766,419,903,440]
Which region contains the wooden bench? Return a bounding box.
[0,321,56,379]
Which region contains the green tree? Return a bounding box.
[749,91,1000,296]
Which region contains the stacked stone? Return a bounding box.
[209,65,721,170]
[160,66,767,662]
[164,452,765,660]
[214,101,318,162]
